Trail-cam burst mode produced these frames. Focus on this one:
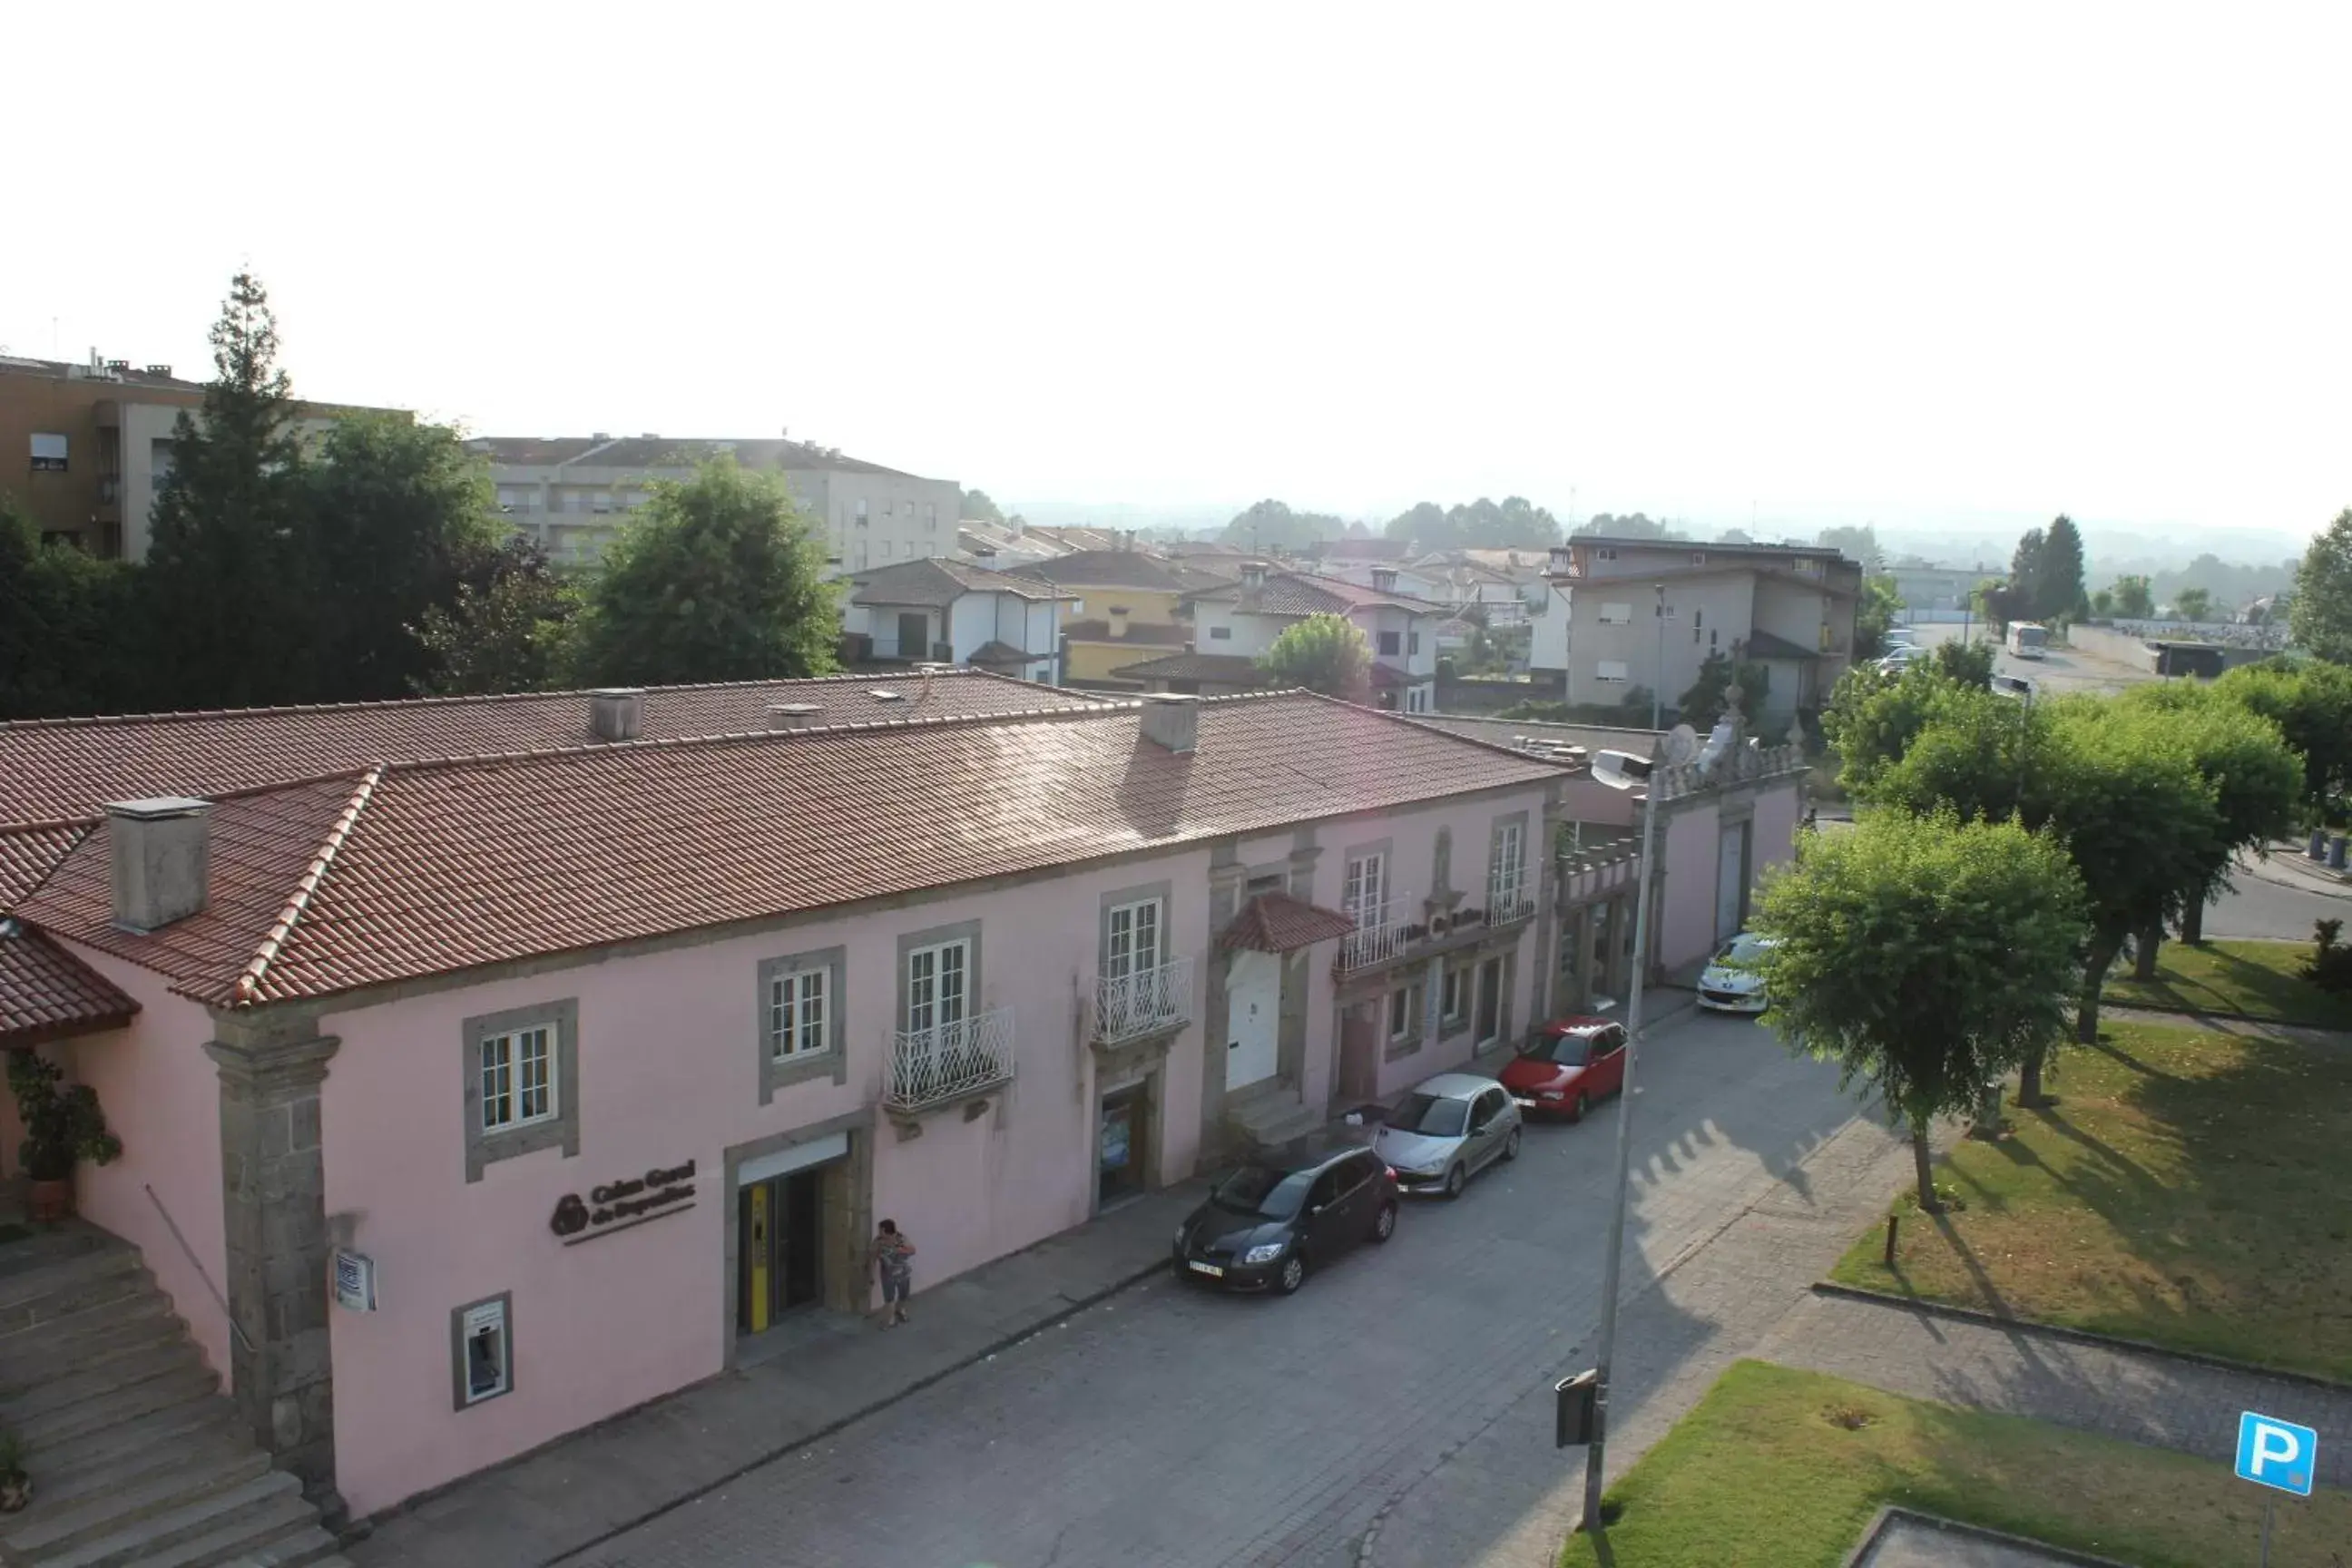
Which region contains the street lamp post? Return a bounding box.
[1650,583,1667,731]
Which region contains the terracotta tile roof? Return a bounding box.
[1741,629,1822,662]
[0,922,140,1046]
[1063,620,1190,648]
[0,671,1103,828]
[1185,568,1442,617]
[1009,551,1191,593]
[19,694,1560,1007]
[1,823,86,907]
[965,641,1039,668]
[1108,653,1269,685]
[1216,892,1357,954]
[848,558,1075,608]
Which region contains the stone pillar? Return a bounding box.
[1199,848,1247,1167]
[207,1010,341,1508]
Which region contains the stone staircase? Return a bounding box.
[1224,1080,1326,1152]
[0,1225,349,1568]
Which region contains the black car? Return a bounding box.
[1172,1142,1399,1296]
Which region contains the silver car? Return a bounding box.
[1370,1072,1522,1199]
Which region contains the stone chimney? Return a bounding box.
[768,703,824,730]
[1240,562,1269,589]
[589,689,644,742]
[1139,693,1200,754]
[1108,606,1131,640]
[105,797,211,933]
[1371,567,1399,593]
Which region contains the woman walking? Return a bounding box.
[870,1219,916,1328]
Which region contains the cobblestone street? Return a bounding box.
[557,1009,1881,1568]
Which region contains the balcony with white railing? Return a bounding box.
[1094,956,1195,1045]
[1484,872,1538,927]
[1338,897,1414,972]
[886,1006,1015,1114]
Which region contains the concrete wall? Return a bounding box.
[1528,583,1571,673]
[1564,576,1754,710]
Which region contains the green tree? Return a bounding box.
[2036,514,2087,621]
[410,537,579,696]
[2108,575,2154,618]
[1852,575,1903,660]
[2009,529,2045,619]
[2089,586,2115,618]
[0,499,145,719]
[1973,578,2023,636]
[1679,652,1769,727]
[2289,507,2352,663]
[1384,497,1559,550]
[1716,527,1756,545]
[2171,586,2213,623]
[1257,612,1372,701]
[1383,501,1448,544]
[1932,639,1995,688]
[571,458,839,686]
[142,271,312,709]
[1221,499,1343,554]
[1817,524,1884,572]
[302,414,505,700]
[1821,662,1982,796]
[1755,809,2087,1208]
[1573,512,1675,539]
[2213,660,2352,821]
[960,488,1004,524]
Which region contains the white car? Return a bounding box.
[1370,1073,1521,1200]
[1697,933,1776,1014]
[1877,643,1928,672]
[1884,627,1920,648]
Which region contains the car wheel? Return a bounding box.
[1502,1125,1522,1162]
[1370,1202,1397,1243]
[1443,1163,1466,1200]
[1276,1252,1308,1295]
[1568,1092,1590,1124]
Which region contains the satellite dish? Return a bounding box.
[1660,725,1700,767]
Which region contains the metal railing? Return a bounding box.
[887,1006,1015,1112]
[1094,956,1194,1043]
[144,1184,254,1354]
[1485,875,1537,926]
[1338,897,1413,971]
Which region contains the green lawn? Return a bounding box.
[1560,1361,2350,1568]
[1830,1020,2352,1381]
[2103,938,2352,1029]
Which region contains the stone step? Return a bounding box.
[218,1525,348,1566]
[30,1390,242,1479]
[2,1445,270,1558]
[1230,1099,1326,1150]
[1,1338,208,1423]
[0,1227,121,1286]
[0,1292,179,1386]
[35,1469,305,1568]
[0,1250,149,1338]
[15,1363,218,1450]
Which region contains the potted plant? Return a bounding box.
[6,1053,122,1223]
[0,1431,28,1513]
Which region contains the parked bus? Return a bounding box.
[2006,622,2049,660]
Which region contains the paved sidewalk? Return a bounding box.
[349,1181,1206,1567]
[1760,1291,2352,1492]
[2245,844,2352,897]
[1363,1108,1919,1567]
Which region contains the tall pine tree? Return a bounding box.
[2009,526,2045,620]
[2037,514,2087,621]
[143,273,312,709]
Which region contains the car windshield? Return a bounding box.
[1713,934,1771,967]
[1210,1165,1315,1220]
[1522,1032,1599,1066]
[1384,1093,1470,1138]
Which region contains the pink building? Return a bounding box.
[0,674,1808,1528]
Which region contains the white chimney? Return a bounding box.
[1372,567,1399,592]
[768,703,824,730]
[589,689,644,741]
[105,798,211,933]
[1240,562,1269,588]
[1138,693,1200,754]
[1108,606,1131,640]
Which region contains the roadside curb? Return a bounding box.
[2243,851,2352,897]
[1808,1281,2352,1396]
[1841,1506,2139,1568]
[498,1251,1173,1563]
[2103,1001,2352,1034]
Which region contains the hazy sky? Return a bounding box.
[6,3,2346,544]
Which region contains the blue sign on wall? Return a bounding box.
[2234,1411,2318,1498]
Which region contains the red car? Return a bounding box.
[1498,1015,1629,1122]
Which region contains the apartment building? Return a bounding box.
[1,351,384,559]
[473,435,959,573]
[1537,536,1863,720]
[1125,564,1444,711]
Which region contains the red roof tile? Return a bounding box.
[0,671,1107,828]
[1185,568,1441,617]
[1108,653,1268,685]
[0,924,140,1045]
[1,823,86,907]
[1216,892,1357,954]
[22,694,1560,1007]
[1063,620,1190,648]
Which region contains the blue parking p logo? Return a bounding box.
[2235,1411,2317,1497]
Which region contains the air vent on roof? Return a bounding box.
[768,703,824,730]
[105,797,211,932]
[1139,693,1199,754]
[869,689,905,701]
[589,688,644,741]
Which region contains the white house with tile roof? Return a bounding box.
[841,557,1078,682]
[1171,563,1445,712]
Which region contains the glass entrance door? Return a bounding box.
[737,1168,826,1334]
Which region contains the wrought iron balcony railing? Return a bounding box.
[887,1006,1014,1113]
[1094,956,1194,1044]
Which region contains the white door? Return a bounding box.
[1715,822,1749,942]
[1226,951,1280,1090]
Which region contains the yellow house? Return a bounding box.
[1010,550,1224,689]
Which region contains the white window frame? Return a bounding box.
[1594,661,1630,683]
[1343,851,1387,925]
[769,967,829,1061]
[479,1024,556,1133]
[1387,985,1420,1042]
[29,433,68,472]
[1598,602,1632,625]
[1493,820,1525,906]
[455,1295,512,1408]
[1377,630,1402,656]
[1208,625,1231,641]
[906,938,972,1034]
[1106,897,1164,980]
[1442,966,1465,1024]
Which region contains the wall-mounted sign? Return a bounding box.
[550,1159,698,1246]
[332,1249,378,1312]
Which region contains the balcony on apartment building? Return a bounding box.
[1093,955,1195,1045]
[1337,879,1539,975]
[886,1006,1017,1114]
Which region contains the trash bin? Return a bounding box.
[2311,829,2330,861]
[1556,1369,1600,1448]
[2332,835,2348,872]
